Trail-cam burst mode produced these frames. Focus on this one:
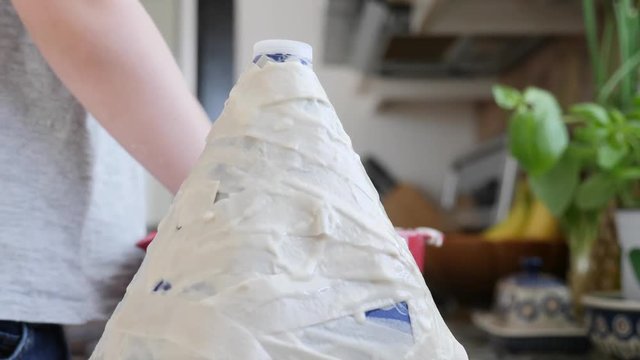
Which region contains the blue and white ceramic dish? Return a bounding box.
[583,292,640,360]
[474,257,589,354]
[472,312,590,354]
[495,257,576,329]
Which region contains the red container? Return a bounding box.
[136,231,156,251]
[396,227,443,273]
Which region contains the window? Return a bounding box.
[198,0,234,120]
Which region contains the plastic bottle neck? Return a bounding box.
[252,39,313,68]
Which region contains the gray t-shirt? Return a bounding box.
[0,2,146,324]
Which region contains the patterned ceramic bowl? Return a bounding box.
[583,292,640,360]
[495,258,575,329]
[473,257,588,354]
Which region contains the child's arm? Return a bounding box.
[12,0,211,194]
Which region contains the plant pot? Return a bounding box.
[566,210,620,314]
[615,210,640,301]
[583,292,640,360]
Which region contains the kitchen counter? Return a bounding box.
[447,319,605,360]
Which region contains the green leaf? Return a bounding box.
[613,0,635,109]
[567,144,597,163]
[493,85,522,110]
[628,249,640,284]
[627,111,640,120]
[598,50,640,108]
[610,109,627,125]
[627,120,640,135]
[619,185,640,208]
[570,103,609,125]
[508,111,538,173]
[575,173,619,210]
[529,151,580,217]
[520,87,569,175]
[574,126,609,144]
[615,167,640,180]
[582,0,604,90]
[597,143,628,169]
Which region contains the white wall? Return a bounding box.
[141,0,198,226]
[235,0,476,194]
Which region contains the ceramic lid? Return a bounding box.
[504,257,564,288]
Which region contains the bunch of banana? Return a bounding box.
[483,181,561,242]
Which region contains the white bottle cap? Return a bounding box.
[253,39,313,61]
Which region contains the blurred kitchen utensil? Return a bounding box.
[441,137,518,231]
[383,183,453,230]
[362,156,453,230]
[363,157,397,199]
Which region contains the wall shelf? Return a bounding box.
[411,0,584,36]
[359,75,496,108]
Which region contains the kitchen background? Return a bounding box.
[65,0,640,359]
[143,0,478,228]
